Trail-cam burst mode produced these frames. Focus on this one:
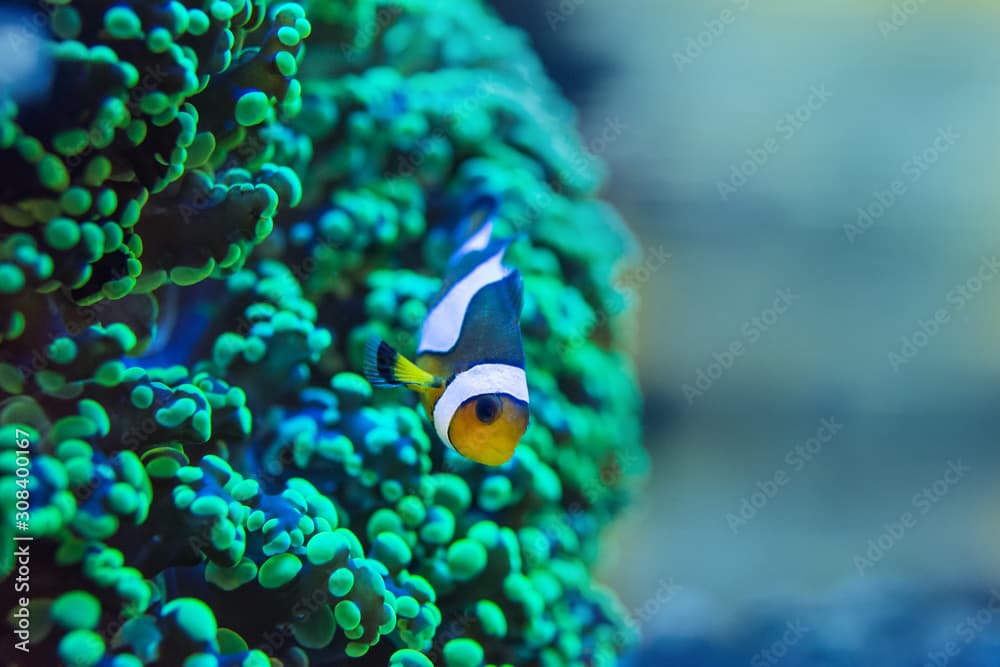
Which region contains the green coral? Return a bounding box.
[1,1,646,666]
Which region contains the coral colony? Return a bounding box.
[0,2,646,666]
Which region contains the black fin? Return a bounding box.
[364,336,443,390]
[363,336,400,388]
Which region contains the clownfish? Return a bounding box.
[364,202,529,466]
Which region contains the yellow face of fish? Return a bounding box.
[448,394,529,466]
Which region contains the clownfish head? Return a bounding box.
[431,364,531,466]
[446,393,529,466]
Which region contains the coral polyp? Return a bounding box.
[0,1,646,666]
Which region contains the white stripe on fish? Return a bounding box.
[432,363,529,449]
[419,247,509,354]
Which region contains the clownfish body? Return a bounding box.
[364,207,529,466]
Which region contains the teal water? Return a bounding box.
[503,0,1000,661]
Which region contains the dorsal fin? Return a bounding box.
[450,194,500,263]
[503,269,523,316]
[453,193,499,244]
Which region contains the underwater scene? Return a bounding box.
[501,1,1000,666]
[1,0,998,666]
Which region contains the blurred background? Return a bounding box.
[494,1,1000,664]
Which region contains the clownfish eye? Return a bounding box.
[474,394,502,424]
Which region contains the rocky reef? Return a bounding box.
[0,1,646,665]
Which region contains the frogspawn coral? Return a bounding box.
[1,1,646,666]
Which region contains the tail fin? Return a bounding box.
[364,336,444,391]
